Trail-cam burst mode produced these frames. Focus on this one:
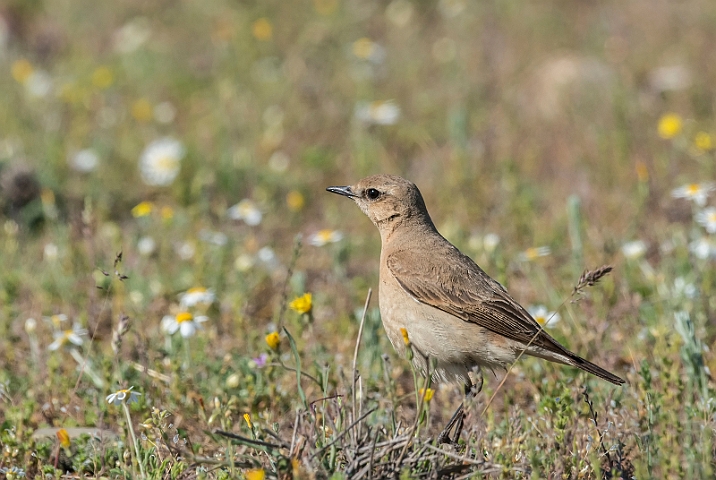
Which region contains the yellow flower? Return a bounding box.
[243,413,253,429]
[265,331,280,350]
[694,132,713,152]
[57,428,71,448]
[352,37,375,59]
[252,18,273,41]
[131,201,155,217]
[419,388,434,402]
[399,327,410,346]
[245,469,265,480]
[160,206,174,220]
[291,458,300,475]
[131,98,153,122]
[91,66,114,89]
[11,59,34,84]
[289,293,312,314]
[657,113,682,139]
[286,190,305,212]
[41,188,56,207]
[518,246,551,262]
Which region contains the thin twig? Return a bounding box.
[368,434,377,480]
[260,428,291,449]
[352,288,372,442]
[289,412,300,457]
[268,362,322,387]
[130,361,171,383]
[582,387,611,460]
[213,430,283,451]
[420,441,499,468]
[395,353,431,467]
[276,235,303,330]
[310,407,376,460]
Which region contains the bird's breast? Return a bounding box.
[378,269,518,384]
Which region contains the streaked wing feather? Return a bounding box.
[387,247,569,355]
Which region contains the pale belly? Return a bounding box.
[378,274,519,385]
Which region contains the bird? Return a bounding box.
[327,174,625,443]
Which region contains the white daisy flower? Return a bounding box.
[43,243,59,261]
[308,229,344,247]
[483,233,500,253]
[69,149,99,173]
[137,236,156,256]
[648,65,691,93]
[48,324,87,351]
[199,229,228,246]
[258,246,276,262]
[351,37,386,64]
[0,466,25,478]
[175,241,196,260]
[695,207,716,234]
[43,313,68,329]
[622,240,647,259]
[528,305,561,328]
[518,246,551,262]
[138,137,185,186]
[268,150,290,173]
[355,100,401,125]
[257,246,279,269]
[671,182,715,207]
[161,312,208,338]
[672,277,697,300]
[690,237,716,260]
[25,70,52,98]
[227,199,262,226]
[179,287,215,308]
[113,17,151,54]
[24,317,37,333]
[106,386,141,406]
[235,253,255,272]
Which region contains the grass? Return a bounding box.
[1,0,716,478]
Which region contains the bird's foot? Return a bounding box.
[437,403,465,444]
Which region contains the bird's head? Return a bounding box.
[327,174,434,233]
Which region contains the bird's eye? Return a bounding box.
[365,188,381,200]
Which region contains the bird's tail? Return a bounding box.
[569,354,625,386]
[525,342,625,385]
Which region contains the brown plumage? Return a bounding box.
[327,174,624,385]
[328,174,624,442]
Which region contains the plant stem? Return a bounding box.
[123,402,146,478]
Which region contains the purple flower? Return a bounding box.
[253,353,268,368]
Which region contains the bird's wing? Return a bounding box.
[386,245,570,355]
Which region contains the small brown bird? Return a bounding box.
[327,174,624,442]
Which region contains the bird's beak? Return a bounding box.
[326,185,358,198]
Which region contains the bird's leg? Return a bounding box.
[437,383,469,444]
[437,370,484,444]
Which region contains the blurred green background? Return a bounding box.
[2,0,716,477]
